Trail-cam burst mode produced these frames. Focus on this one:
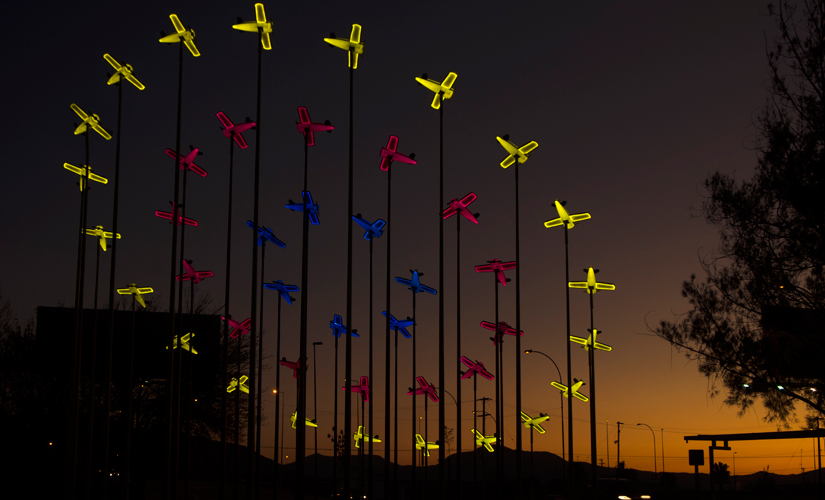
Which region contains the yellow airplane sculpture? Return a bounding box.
[520,411,550,434]
[415,433,439,457]
[544,200,591,229]
[103,54,146,89]
[353,426,381,449]
[551,379,589,402]
[116,284,153,308]
[64,163,108,191]
[471,428,496,452]
[84,225,121,251]
[570,328,612,352]
[323,24,364,69]
[496,134,538,168]
[415,72,457,109]
[568,267,616,294]
[159,14,201,57]
[290,411,318,429]
[232,3,273,50]
[227,375,249,394]
[166,333,197,354]
[70,103,112,140]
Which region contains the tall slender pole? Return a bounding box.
[514,158,523,498]
[637,423,656,486]
[102,77,124,500]
[166,39,184,500]
[125,299,136,500]
[473,377,477,489]
[564,227,574,497]
[438,96,446,498]
[256,242,266,500]
[344,60,355,500]
[84,241,101,500]
[455,214,462,488]
[272,295,283,500]
[493,278,500,494]
[312,342,319,500]
[368,237,374,500]
[384,165,393,500]
[588,294,597,489]
[411,291,417,500]
[296,130,310,500]
[186,279,195,499]
[174,161,189,500]
[334,334,339,490]
[221,135,236,500]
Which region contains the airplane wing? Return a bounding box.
[197,271,214,280]
[442,204,458,219]
[500,261,517,271]
[459,192,477,206]
[459,356,475,369]
[569,213,591,223]
[416,376,429,390]
[569,336,587,346]
[520,411,532,423]
[431,93,442,109]
[496,136,518,156]
[233,122,256,136]
[518,141,539,156]
[415,77,442,94]
[155,211,173,221]
[64,163,82,176]
[183,217,198,227]
[350,24,361,44]
[91,122,112,140]
[137,287,153,294]
[551,381,568,394]
[479,321,496,331]
[595,282,616,291]
[256,3,267,24]
[395,277,412,287]
[232,131,249,149]
[442,72,457,89]
[543,217,563,228]
[573,392,589,402]
[477,365,494,380]
[371,220,386,234]
[474,264,494,273]
[594,342,613,352]
[187,163,207,177]
[216,111,234,130]
[352,216,372,232]
[534,424,546,434]
[184,37,200,57]
[104,53,122,71]
[170,14,186,34]
[415,434,425,447]
[568,281,588,289]
[88,172,109,184]
[418,283,437,295]
[71,103,88,120]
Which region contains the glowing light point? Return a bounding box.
[495,134,538,168]
[263,280,299,304]
[227,375,249,393]
[84,225,121,251]
[290,411,318,429]
[323,24,364,69]
[382,312,414,339]
[103,54,145,89]
[354,426,381,448]
[329,314,359,338]
[570,328,612,352]
[475,259,517,286]
[165,148,207,177]
[296,107,333,146]
[407,376,440,403]
[551,379,589,402]
[544,200,590,229]
[216,112,255,149]
[415,433,439,457]
[471,429,496,452]
[443,192,479,223]
[232,3,273,50]
[568,267,615,294]
[379,135,417,171]
[341,375,370,402]
[285,191,320,225]
[395,270,437,295]
[70,104,112,140]
[247,221,286,247]
[166,333,197,354]
[520,411,549,434]
[415,72,457,109]
[352,214,385,240]
[116,284,154,308]
[160,14,200,57]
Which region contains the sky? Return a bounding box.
[2,0,820,477]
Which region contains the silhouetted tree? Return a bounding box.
[713,462,731,489]
[656,0,825,424]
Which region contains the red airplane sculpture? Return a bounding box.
[342,375,370,402]
[480,320,524,345]
[176,259,214,284]
[407,376,440,403]
[296,106,333,146]
[155,202,198,227]
[222,316,251,339]
[379,135,417,171]
[460,356,494,380]
[165,147,207,177]
[442,192,479,224]
[475,259,517,286]
[279,357,305,379]
[216,111,256,149]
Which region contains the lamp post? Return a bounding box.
[524,350,565,480]
[637,423,656,485]
[312,342,323,499]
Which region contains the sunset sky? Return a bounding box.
[3,0,820,477]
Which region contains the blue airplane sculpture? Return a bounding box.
[263,280,300,305]
[286,191,320,225]
[395,270,437,295]
[382,311,414,339]
[329,313,359,338]
[352,213,386,240]
[247,221,286,247]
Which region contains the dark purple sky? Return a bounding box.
[3,0,811,474]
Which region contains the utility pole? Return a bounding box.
[615,422,623,476]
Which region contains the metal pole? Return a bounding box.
[125,299,136,500]
[515,155,523,499]
[637,423,656,486]
[297,133,311,500]
[412,291,417,500]
[256,243,266,500]
[589,294,597,489]
[368,237,374,500]
[186,279,195,499]
[342,56,355,500]
[272,295,283,500]
[84,239,101,500]
[524,350,563,480]
[221,134,235,500]
[384,158,393,500]
[438,94,446,500]
[493,278,500,495]
[334,327,339,493]
[313,342,321,500]
[455,200,462,492]
[564,226,574,497]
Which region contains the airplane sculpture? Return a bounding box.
[352,213,386,240]
[64,163,108,191]
[70,103,112,139]
[222,317,251,339]
[382,312,414,339]
[323,24,364,69]
[415,433,439,457]
[354,425,381,448]
[290,411,317,429]
[227,375,249,393]
[520,411,549,434]
[568,267,616,294]
[216,112,256,149]
[103,53,146,89]
[471,428,496,453]
[84,225,120,251]
[155,202,198,227]
[263,280,299,304]
[459,356,494,381]
[286,191,320,225]
[442,192,480,224]
[475,259,517,286]
[116,284,153,308]
[247,221,286,248]
[570,328,613,352]
[159,13,201,57]
[279,357,305,379]
[495,134,538,169]
[551,379,589,402]
[342,375,370,402]
[232,3,273,50]
[544,200,591,229]
[165,147,207,177]
[407,376,439,403]
[295,107,334,146]
[166,332,197,354]
[379,135,417,171]
[479,321,524,346]
[395,270,437,295]
[176,259,214,284]
[414,72,457,109]
[329,314,359,338]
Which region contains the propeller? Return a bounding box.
[421,73,428,79]
[409,153,416,160]
[236,16,244,23]
[502,134,510,141]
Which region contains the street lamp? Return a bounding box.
[525,349,566,480]
[637,423,657,486]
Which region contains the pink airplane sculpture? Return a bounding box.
[442,192,479,224]
[216,111,256,149]
[475,259,517,286]
[407,376,440,403]
[459,356,494,380]
[342,375,370,402]
[176,259,214,284]
[165,147,207,177]
[279,357,305,379]
[155,202,198,227]
[379,135,417,171]
[480,320,524,345]
[296,106,333,146]
[221,316,251,339]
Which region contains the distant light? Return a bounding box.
[811,388,817,392]
[779,285,784,289]
[642,496,651,499]
[777,385,784,390]
[743,384,750,388]
[272,389,277,394]
[194,399,197,402]
[49,442,53,446]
